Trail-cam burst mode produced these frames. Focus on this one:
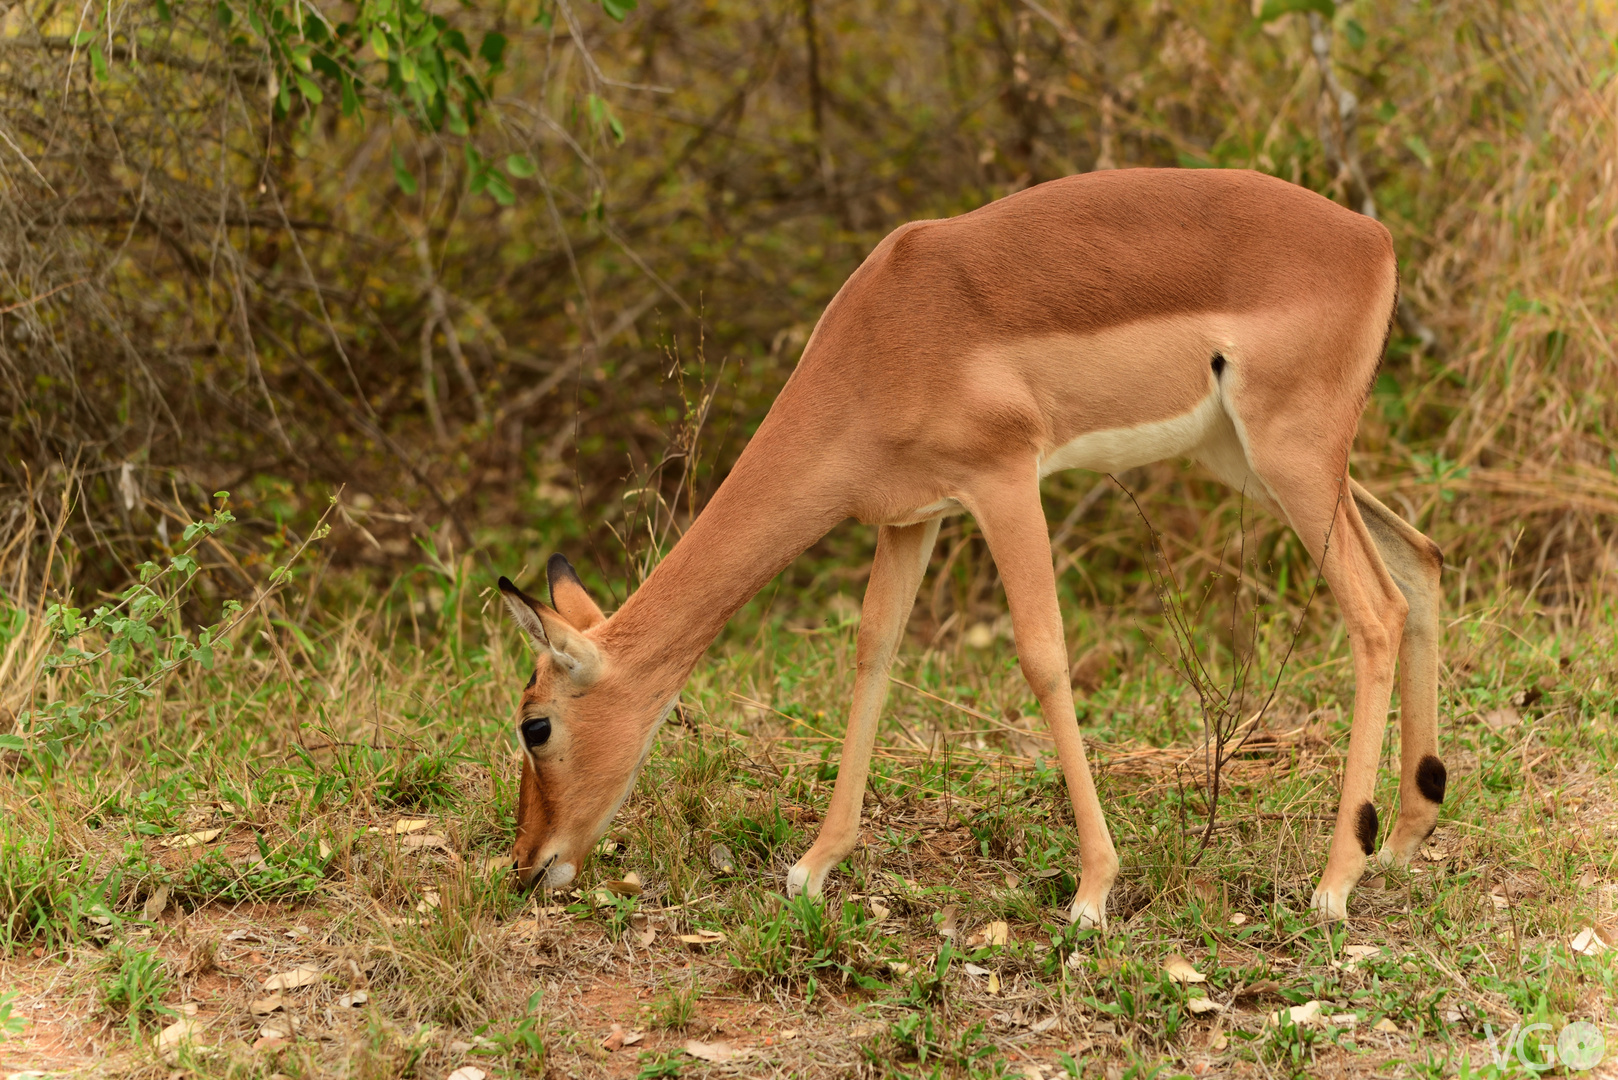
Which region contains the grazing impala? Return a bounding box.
[498,167,1445,925]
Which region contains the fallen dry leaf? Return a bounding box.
[1186,996,1224,1015]
[937,903,959,938]
[1163,954,1207,984]
[259,1016,297,1040]
[318,840,333,860]
[1373,1017,1400,1034]
[677,929,726,947]
[603,871,643,896]
[416,888,441,914]
[338,991,368,1008]
[969,920,1009,947]
[393,818,431,834]
[143,884,170,920]
[684,1039,749,1063]
[963,962,991,977]
[262,965,321,992]
[1228,912,1248,926]
[160,828,222,850]
[1211,1031,1228,1051]
[1330,1013,1358,1027]
[601,1024,629,1052]
[445,1068,487,1080]
[251,1035,287,1053]
[1271,1000,1323,1027]
[402,833,453,852]
[1570,927,1608,956]
[1236,979,1281,999]
[484,856,510,875]
[869,898,891,921]
[987,970,1001,994]
[1481,707,1520,731]
[630,911,657,946]
[249,995,284,1016]
[708,842,736,873]
[156,1017,204,1051]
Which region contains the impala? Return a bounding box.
[497,167,1446,925]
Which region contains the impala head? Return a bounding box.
[499,556,668,893]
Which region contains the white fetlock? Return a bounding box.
[1068,896,1107,931]
[785,859,827,899]
[1309,884,1349,921]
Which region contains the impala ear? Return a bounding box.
[498,576,551,649]
[534,607,602,686]
[547,554,605,630]
[498,575,603,686]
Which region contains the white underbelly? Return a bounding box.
[1038,391,1225,476]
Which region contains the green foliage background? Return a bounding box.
[2,0,1615,602]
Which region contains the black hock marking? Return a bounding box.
[1415,755,1447,803]
[1356,801,1379,856]
[1210,352,1226,377]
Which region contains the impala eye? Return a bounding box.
[521,717,552,750]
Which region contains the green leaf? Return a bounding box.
[600,0,637,20]
[215,1,232,27]
[70,29,93,45]
[295,73,324,104]
[0,735,26,752]
[1344,17,1367,49]
[484,170,515,205]
[478,30,507,69]
[90,43,108,82]
[340,75,361,117]
[370,27,389,60]
[586,93,625,144]
[1256,0,1333,22]
[153,0,171,22]
[391,148,419,195]
[534,3,553,29]
[1404,134,1434,169]
[505,152,536,177]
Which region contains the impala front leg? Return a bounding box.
[787,519,940,899]
[967,474,1118,929]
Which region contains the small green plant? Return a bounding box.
[378,739,468,809]
[653,984,699,1031]
[0,991,25,1040]
[636,1050,684,1078]
[101,947,173,1037]
[1263,1006,1324,1080]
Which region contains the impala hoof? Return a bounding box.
[1309,884,1349,921]
[1067,896,1107,932]
[785,860,825,899]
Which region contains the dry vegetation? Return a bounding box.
[3,0,1618,1076]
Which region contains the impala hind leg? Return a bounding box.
[968,475,1118,929]
[1350,482,1447,867]
[1261,466,1408,919]
[787,519,940,899]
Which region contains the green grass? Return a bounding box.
[0,507,1615,1078]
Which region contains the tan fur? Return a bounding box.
[500,168,1441,923]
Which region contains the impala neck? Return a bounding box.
[602,411,848,701]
